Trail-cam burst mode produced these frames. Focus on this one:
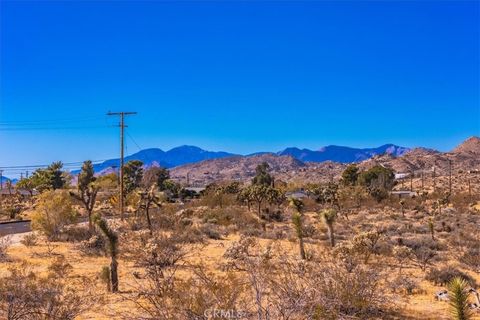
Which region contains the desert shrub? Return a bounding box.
[389,275,421,295]
[31,190,78,240]
[0,261,96,320]
[0,235,11,261]
[312,262,387,318]
[200,223,223,240]
[60,225,94,242]
[20,233,39,247]
[351,230,385,263]
[48,255,73,278]
[78,235,106,256]
[174,226,205,244]
[426,266,477,287]
[460,247,480,273]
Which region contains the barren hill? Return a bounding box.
[171,137,480,185]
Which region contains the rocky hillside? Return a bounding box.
[170,137,480,185]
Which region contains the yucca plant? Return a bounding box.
[289,197,304,214]
[291,212,306,260]
[428,217,435,241]
[448,277,472,320]
[100,265,111,292]
[94,214,119,293]
[320,208,337,247]
[399,200,405,217]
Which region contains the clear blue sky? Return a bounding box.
[1,1,479,173]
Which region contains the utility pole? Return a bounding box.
[468,178,471,200]
[410,170,414,192]
[107,111,137,220]
[0,170,3,190]
[421,170,424,191]
[26,170,29,178]
[448,159,453,195]
[433,163,436,193]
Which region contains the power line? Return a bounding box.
[0,116,105,125]
[0,159,107,169]
[0,126,113,131]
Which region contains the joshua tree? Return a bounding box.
[290,198,306,259]
[93,214,119,293]
[70,160,99,231]
[448,277,472,320]
[320,208,337,247]
[138,184,162,235]
[428,217,435,241]
[291,212,306,260]
[289,197,304,214]
[399,200,406,217]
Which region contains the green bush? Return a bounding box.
[31,190,78,240]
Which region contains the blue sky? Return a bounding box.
[1,1,479,174]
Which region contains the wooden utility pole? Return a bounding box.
[448,159,453,195]
[107,111,137,220]
[468,178,471,200]
[421,170,424,190]
[410,170,414,192]
[0,170,3,190]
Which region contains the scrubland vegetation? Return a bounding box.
[0,160,479,319]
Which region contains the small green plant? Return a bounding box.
[20,233,38,247]
[447,277,472,320]
[100,266,111,292]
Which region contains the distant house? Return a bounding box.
[285,190,309,200]
[391,190,417,198]
[184,187,206,193]
[0,189,38,197]
[395,173,410,179]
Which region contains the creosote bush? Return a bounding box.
[31,190,78,240]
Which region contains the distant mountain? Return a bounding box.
[452,136,480,154]
[86,143,411,174]
[90,146,237,173]
[278,144,409,163]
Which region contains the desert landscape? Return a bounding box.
[1,1,479,319]
[1,136,479,319]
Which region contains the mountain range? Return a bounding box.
[90,143,410,174]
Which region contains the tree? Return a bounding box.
[138,184,162,234]
[93,214,119,293]
[448,277,472,320]
[399,200,406,217]
[31,190,77,240]
[244,185,282,216]
[29,161,68,192]
[252,162,273,186]
[291,212,306,260]
[320,208,337,247]
[290,198,306,259]
[358,165,395,202]
[123,160,144,194]
[96,173,118,190]
[48,161,67,189]
[15,177,35,196]
[341,164,359,186]
[142,166,170,190]
[70,160,99,231]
